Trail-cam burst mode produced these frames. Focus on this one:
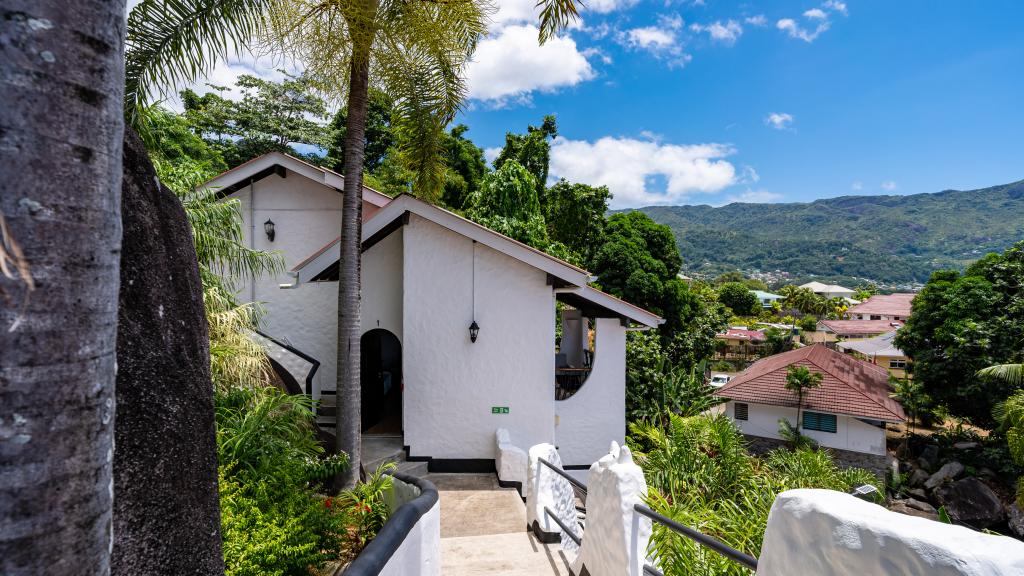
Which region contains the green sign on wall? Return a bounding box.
[491,406,510,414]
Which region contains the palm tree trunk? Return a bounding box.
[336,51,371,490]
[0,0,125,572]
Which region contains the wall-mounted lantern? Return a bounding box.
[469,240,479,343]
[469,320,480,343]
[264,218,276,242]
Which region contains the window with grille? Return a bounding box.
[889,359,907,369]
[803,411,837,433]
[734,402,748,421]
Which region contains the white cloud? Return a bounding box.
[881,180,898,191]
[549,136,739,208]
[581,47,613,64]
[690,20,743,45]
[851,180,863,191]
[618,17,691,67]
[776,17,831,42]
[824,0,848,16]
[764,112,795,130]
[744,15,768,27]
[740,165,760,183]
[723,190,782,205]
[803,8,828,20]
[585,0,641,13]
[466,24,595,103]
[484,147,502,165]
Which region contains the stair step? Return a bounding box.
[395,460,429,478]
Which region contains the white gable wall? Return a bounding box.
[227,171,380,396]
[554,317,627,466]
[725,401,886,455]
[401,214,555,460]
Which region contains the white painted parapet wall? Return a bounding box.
[496,428,528,496]
[573,442,651,576]
[757,489,1024,576]
[526,443,578,549]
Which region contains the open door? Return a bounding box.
[360,329,402,435]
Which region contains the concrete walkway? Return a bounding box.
[426,473,573,576]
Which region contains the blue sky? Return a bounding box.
[454,0,1024,208]
[150,0,1024,209]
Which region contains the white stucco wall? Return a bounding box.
[555,318,628,466]
[377,497,441,576]
[361,230,404,343]
[727,401,886,455]
[401,214,555,459]
[757,489,1024,575]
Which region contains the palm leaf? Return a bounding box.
[977,363,1024,388]
[535,0,582,44]
[125,0,273,126]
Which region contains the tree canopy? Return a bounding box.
[717,282,760,316]
[895,241,1024,427]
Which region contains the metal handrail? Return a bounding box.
[254,330,321,397]
[543,506,582,546]
[634,504,758,571]
[643,565,664,576]
[537,458,588,495]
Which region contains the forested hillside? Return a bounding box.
[639,180,1024,286]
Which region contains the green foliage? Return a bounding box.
[993,390,1024,504]
[124,0,272,128]
[493,115,557,208]
[334,462,396,549]
[468,160,549,248]
[181,73,331,167]
[630,413,878,576]
[328,89,396,174]
[895,241,1024,427]
[717,282,760,316]
[890,376,931,435]
[545,179,611,261]
[216,387,351,575]
[797,315,818,332]
[439,125,490,211]
[625,344,723,425]
[785,365,824,437]
[763,327,795,355]
[639,180,1024,285]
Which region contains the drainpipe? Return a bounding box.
[249,180,256,303]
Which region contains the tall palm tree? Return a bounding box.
[784,365,824,438]
[0,0,125,572]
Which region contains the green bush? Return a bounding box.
[630,414,879,575]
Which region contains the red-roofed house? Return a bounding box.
[716,328,767,345]
[846,293,916,321]
[716,344,904,471]
[818,319,904,340]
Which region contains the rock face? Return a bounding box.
[924,461,964,491]
[1009,504,1024,539]
[908,468,930,488]
[890,500,939,521]
[919,444,940,469]
[936,477,1005,529]
[111,129,224,574]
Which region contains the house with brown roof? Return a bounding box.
[846,293,915,321]
[817,319,904,340]
[716,344,904,470]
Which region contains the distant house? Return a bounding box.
[716,344,905,472]
[751,290,783,309]
[817,319,904,341]
[836,331,910,379]
[716,328,767,346]
[800,281,856,300]
[846,293,915,321]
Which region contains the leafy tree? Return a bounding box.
[854,283,879,301]
[718,282,760,316]
[714,271,746,285]
[896,242,1024,427]
[142,105,228,175]
[468,160,549,248]
[181,73,331,167]
[546,179,611,261]
[798,315,818,332]
[327,88,396,174]
[890,376,929,437]
[992,389,1024,505]
[764,327,795,355]
[494,115,558,208]
[439,125,490,211]
[784,365,824,438]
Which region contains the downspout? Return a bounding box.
[249,179,256,303]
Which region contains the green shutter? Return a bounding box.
[803,411,836,433]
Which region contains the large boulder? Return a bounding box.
[1008,504,1024,539]
[908,468,930,488]
[936,477,1005,529]
[918,444,940,469]
[890,499,939,521]
[924,461,964,491]
[111,129,223,574]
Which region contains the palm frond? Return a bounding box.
[125,0,273,126]
[978,363,1024,388]
[535,0,582,43]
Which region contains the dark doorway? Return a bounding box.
[360,329,402,435]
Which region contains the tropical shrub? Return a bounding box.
[630,414,879,575]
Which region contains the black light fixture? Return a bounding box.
[264,218,276,242]
[469,240,480,343]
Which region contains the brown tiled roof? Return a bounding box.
[847,293,916,317]
[716,344,906,422]
[717,328,767,342]
[819,319,903,336]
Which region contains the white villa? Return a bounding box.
[204,152,663,471]
[799,281,857,300]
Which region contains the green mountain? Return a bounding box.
[637,180,1024,287]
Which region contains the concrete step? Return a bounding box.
[395,460,429,478]
[361,436,406,476]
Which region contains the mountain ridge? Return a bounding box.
[635,179,1024,287]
